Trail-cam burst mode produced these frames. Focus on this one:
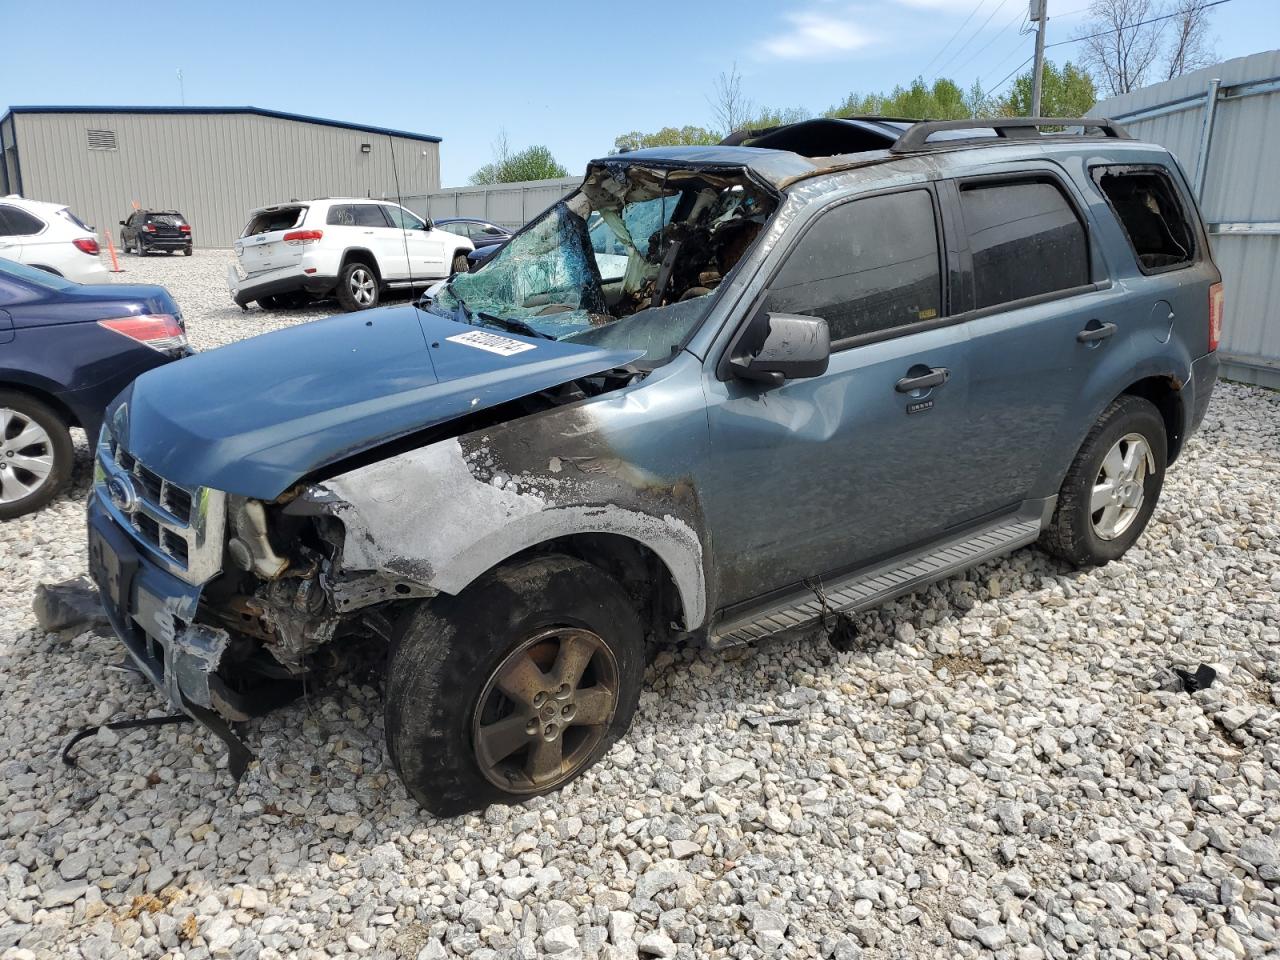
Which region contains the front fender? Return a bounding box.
[309,436,708,629]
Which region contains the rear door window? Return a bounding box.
[327,204,391,228]
[1092,166,1196,273]
[765,189,943,344]
[959,180,1089,309]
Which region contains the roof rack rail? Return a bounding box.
[889,117,1129,154]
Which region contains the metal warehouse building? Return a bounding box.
[1092,50,1280,389]
[0,105,442,248]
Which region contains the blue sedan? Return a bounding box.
[0,259,189,518]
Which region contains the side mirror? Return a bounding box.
[423,218,434,231]
[483,226,504,235]
[119,220,127,226]
[729,313,830,386]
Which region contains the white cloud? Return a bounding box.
[757,9,876,61]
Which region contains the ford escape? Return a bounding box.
[88,117,1221,815]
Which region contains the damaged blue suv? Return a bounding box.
[88,117,1221,814]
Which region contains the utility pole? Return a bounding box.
[1030,0,1048,116]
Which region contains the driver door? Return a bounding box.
[383,204,446,278]
[698,187,983,610]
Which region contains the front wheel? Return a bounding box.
[0,392,73,520]
[335,261,379,311]
[384,555,645,816]
[1040,394,1167,567]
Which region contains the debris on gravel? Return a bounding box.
[1,250,1278,958]
[31,576,108,634]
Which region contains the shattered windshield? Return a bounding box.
[428,163,775,367]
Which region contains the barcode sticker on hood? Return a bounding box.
[446,330,537,356]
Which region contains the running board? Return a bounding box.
[708,514,1044,650]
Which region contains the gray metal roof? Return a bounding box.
[1,104,441,143]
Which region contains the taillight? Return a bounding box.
[73,237,100,255]
[98,314,188,353]
[1208,282,1223,352]
[144,224,157,233]
[179,224,191,233]
[283,229,323,245]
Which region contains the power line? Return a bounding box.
[981,30,1034,87]
[935,0,1017,79]
[951,7,1028,78]
[1046,0,1232,49]
[989,54,1035,94]
[922,0,993,77]
[988,0,1232,94]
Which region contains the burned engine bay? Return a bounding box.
[429,162,778,366]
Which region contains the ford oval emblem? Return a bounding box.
[107,475,138,512]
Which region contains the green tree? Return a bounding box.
[470,144,568,185]
[747,105,812,130]
[613,125,720,153]
[997,61,1096,118]
[825,77,975,121]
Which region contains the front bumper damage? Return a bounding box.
[87,494,299,778]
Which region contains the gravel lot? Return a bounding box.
[1,249,1278,960]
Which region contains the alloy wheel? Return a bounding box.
[1090,432,1153,540]
[0,408,55,505]
[349,268,376,306]
[471,627,619,793]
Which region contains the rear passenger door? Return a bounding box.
[0,205,43,266]
[327,203,408,280]
[948,170,1132,514]
[701,187,983,608]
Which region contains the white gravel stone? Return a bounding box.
[2,250,1279,959]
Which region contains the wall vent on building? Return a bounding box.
[86,128,118,151]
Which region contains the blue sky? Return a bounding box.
[2,0,1275,186]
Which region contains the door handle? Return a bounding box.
[895,367,950,392]
[1077,321,1117,343]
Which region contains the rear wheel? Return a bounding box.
[183,246,193,257]
[1040,395,1167,567]
[335,261,379,311]
[385,555,645,816]
[0,392,73,520]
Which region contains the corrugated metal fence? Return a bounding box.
[1092,50,1280,389]
[400,176,582,232]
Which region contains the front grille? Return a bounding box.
[95,428,226,584]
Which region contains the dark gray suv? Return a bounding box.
[89,117,1221,814]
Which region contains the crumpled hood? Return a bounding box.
[108,305,641,499]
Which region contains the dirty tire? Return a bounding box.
[335,260,379,311]
[0,390,73,521]
[452,252,470,274]
[385,554,645,816]
[1040,394,1167,568]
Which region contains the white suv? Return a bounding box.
[0,196,109,284]
[228,199,473,312]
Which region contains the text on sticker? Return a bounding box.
[446,330,537,356]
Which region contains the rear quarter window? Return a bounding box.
[0,205,46,236]
[1091,165,1196,273]
[243,207,307,236]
